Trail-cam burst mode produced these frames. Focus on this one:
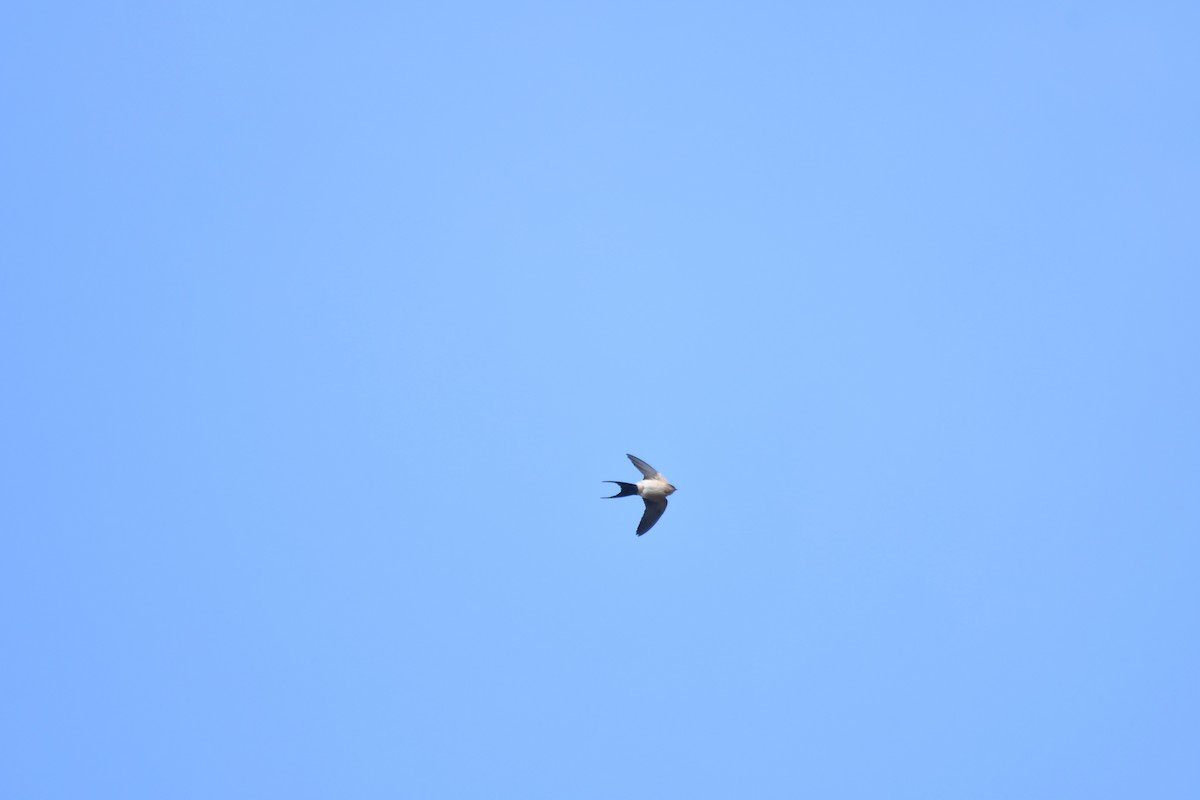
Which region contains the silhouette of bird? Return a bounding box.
[603,454,677,536]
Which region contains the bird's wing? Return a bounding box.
[627,453,662,480]
[636,497,668,536]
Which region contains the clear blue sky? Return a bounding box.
[3,3,1198,798]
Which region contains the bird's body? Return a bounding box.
[637,480,672,501]
[604,454,676,536]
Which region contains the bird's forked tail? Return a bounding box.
[603,481,639,499]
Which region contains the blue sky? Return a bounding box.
[3,2,1199,797]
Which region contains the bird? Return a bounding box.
[604,454,677,536]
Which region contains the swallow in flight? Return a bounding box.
[604,454,677,536]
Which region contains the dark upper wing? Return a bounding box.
[636,497,668,536]
[627,453,659,480]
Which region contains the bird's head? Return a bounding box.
[666,483,677,495]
